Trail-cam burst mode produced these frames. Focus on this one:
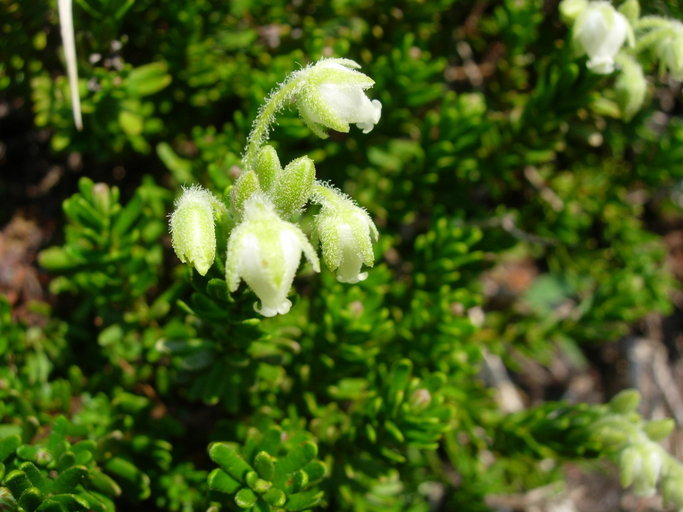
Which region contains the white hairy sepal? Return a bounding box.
[573,2,633,74]
[225,196,320,317]
[170,186,219,276]
[314,186,378,284]
[297,59,382,138]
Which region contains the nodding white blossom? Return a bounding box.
[559,0,588,23]
[314,186,378,284]
[655,20,683,81]
[573,1,633,74]
[226,195,320,317]
[298,59,382,137]
[169,186,219,276]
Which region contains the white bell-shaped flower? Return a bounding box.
[298,58,382,138]
[169,185,219,276]
[226,195,320,317]
[573,1,632,74]
[314,185,378,284]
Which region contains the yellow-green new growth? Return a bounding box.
[169,185,220,276]
[313,183,378,284]
[226,195,320,317]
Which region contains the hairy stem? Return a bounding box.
[242,69,310,172]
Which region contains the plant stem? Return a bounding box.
[242,69,309,172]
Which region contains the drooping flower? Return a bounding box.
[573,1,633,74]
[226,195,320,317]
[297,59,382,138]
[314,185,378,284]
[169,185,219,276]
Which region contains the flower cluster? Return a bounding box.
[169,59,381,316]
[591,390,683,508]
[560,0,683,120]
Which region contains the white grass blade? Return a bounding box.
[57,0,83,130]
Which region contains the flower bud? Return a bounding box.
[559,0,588,23]
[633,443,663,496]
[255,145,282,193]
[655,21,683,81]
[314,185,379,284]
[298,58,382,138]
[609,389,640,414]
[269,156,316,218]
[230,171,260,219]
[618,445,641,489]
[170,185,218,276]
[643,418,675,442]
[615,55,646,121]
[618,0,639,25]
[226,195,320,317]
[572,2,633,74]
[662,469,683,509]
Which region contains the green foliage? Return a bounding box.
[208,425,325,511]
[4,0,683,510]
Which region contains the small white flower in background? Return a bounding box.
[226,195,320,317]
[655,20,683,80]
[314,185,378,284]
[169,186,219,276]
[572,1,633,74]
[298,59,382,138]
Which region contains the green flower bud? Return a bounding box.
[314,184,379,284]
[170,185,219,276]
[609,389,640,414]
[655,21,683,81]
[297,59,381,138]
[559,0,588,23]
[226,195,320,317]
[618,0,639,25]
[619,445,641,489]
[662,468,683,509]
[615,55,647,121]
[644,418,675,442]
[633,442,663,496]
[230,171,260,219]
[269,156,316,218]
[255,145,282,193]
